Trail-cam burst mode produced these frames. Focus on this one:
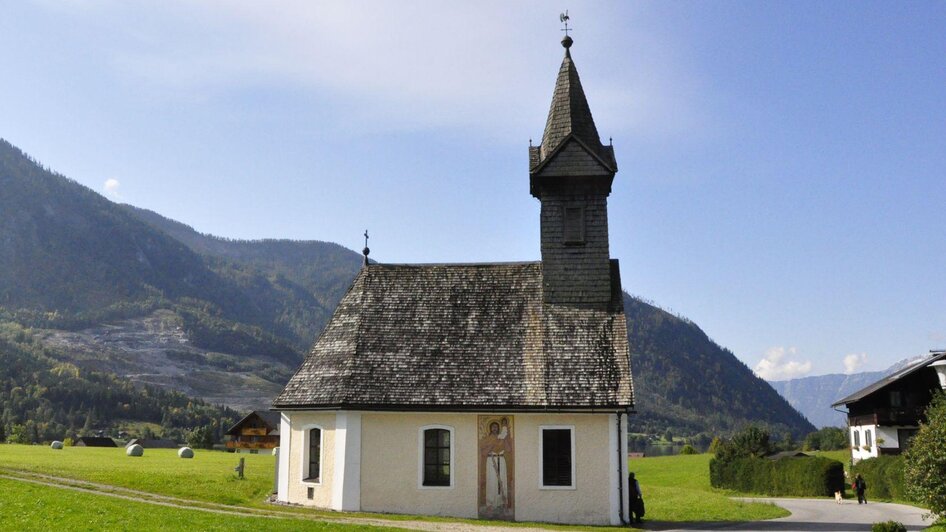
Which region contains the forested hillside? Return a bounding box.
[1,137,813,442]
[625,294,815,439]
[0,319,238,444]
[120,204,362,314]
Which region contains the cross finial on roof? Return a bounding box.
[560,11,573,52]
[362,230,370,267]
[560,11,571,36]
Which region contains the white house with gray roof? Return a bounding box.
[272,33,635,526]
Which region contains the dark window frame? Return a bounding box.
[540,426,575,488]
[421,427,451,487]
[305,427,321,482]
[890,390,903,408]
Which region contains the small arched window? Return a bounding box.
[422,428,451,487]
[307,427,321,482]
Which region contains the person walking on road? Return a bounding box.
[854,473,868,504]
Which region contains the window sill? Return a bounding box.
[540,484,576,491]
[418,484,454,490]
[302,477,322,485]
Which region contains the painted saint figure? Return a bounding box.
[478,415,514,520]
[484,421,509,510]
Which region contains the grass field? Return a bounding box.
[0,477,392,532]
[630,453,789,522]
[0,444,793,529]
[0,445,276,506]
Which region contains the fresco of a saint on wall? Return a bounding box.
[477,415,514,520]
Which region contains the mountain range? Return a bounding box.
[768,356,928,428]
[0,138,814,439]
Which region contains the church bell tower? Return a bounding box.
[530,34,618,309]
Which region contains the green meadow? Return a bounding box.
[0,477,390,532]
[630,453,788,522]
[0,444,789,529]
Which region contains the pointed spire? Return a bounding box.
[539,36,603,160]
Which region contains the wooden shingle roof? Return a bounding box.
[273,262,633,411]
[532,43,616,173]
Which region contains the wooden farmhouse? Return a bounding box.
[832,350,946,463]
[74,436,116,447]
[226,410,280,453]
[125,438,179,449]
[273,34,635,526]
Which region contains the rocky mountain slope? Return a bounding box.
[769,356,928,428]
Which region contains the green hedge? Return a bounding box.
[852,456,909,501]
[710,456,846,496]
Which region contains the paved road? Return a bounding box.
[645,498,933,532]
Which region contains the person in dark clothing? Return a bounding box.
[854,473,867,504]
[628,472,645,524]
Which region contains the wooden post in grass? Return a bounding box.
[234,457,245,479]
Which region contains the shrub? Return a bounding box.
[871,521,906,532]
[680,444,697,455]
[710,455,845,497]
[905,391,946,517]
[803,427,848,451]
[714,425,772,464]
[853,456,909,501]
[62,437,74,447]
[708,436,723,454]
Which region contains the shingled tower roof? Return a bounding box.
[530,36,616,174]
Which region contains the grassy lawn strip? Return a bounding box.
[0,445,274,506]
[0,477,391,532]
[630,454,789,521]
[1,444,788,527]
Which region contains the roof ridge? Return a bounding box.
[371,260,541,268]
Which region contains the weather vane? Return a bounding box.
[560,10,571,36]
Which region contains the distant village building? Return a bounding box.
[832,351,946,463]
[272,34,634,526]
[125,438,179,449]
[74,436,117,447]
[226,411,280,453]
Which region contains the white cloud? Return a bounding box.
[754,346,812,381]
[843,353,868,374]
[42,1,702,140]
[103,178,121,198]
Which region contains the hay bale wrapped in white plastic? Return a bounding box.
[50,441,64,450]
[126,444,144,457]
[178,446,194,459]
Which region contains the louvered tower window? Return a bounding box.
[563,206,584,243]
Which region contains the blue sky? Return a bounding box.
[1,1,944,379]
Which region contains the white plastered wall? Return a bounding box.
[281,411,337,507]
[850,424,878,462]
[514,413,612,525]
[281,410,617,524]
